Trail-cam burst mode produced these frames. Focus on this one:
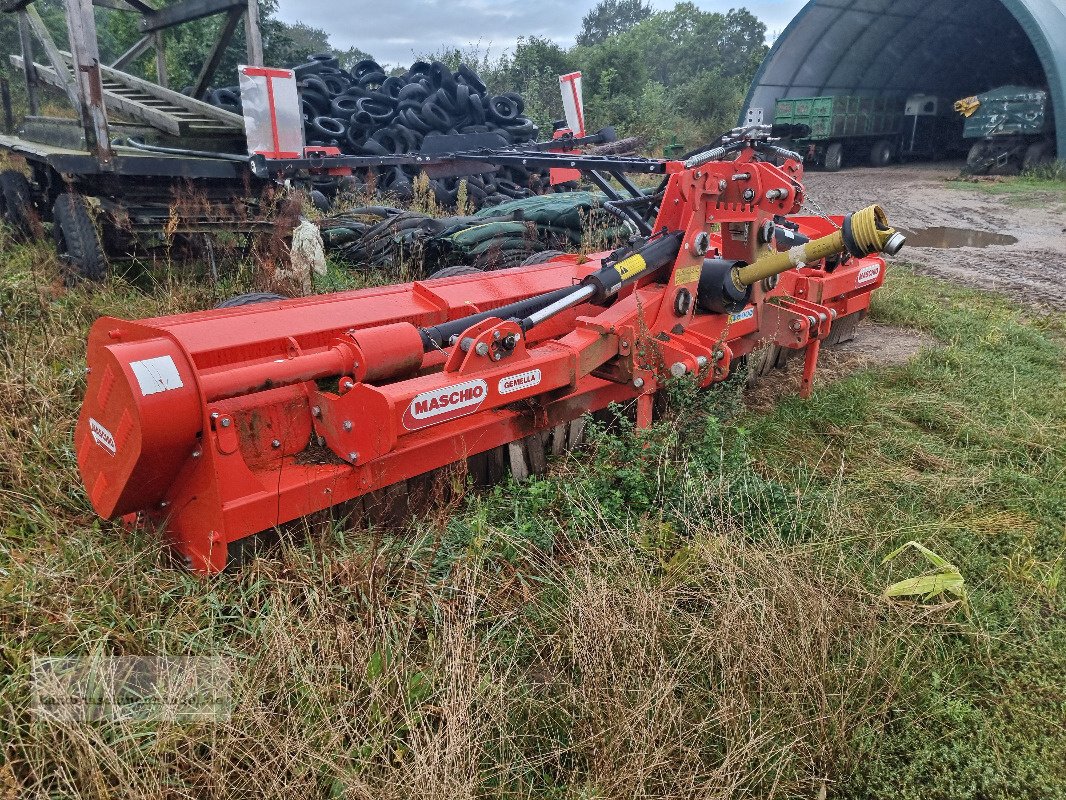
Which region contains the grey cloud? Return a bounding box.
[275,0,807,67]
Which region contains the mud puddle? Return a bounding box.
[898,226,1018,249]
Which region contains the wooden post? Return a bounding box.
[191,6,242,99]
[112,33,153,70]
[1,79,14,133]
[63,0,113,165]
[244,0,263,66]
[16,11,39,115]
[153,31,167,87]
[25,7,82,112]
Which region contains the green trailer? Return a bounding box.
[773,94,964,171]
[958,85,1057,174]
[774,95,903,171]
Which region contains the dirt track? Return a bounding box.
[802,163,1066,309]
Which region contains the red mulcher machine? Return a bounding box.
[74,110,905,572]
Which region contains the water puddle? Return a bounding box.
[899,226,1018,249]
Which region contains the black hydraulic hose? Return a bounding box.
[118,137,252,164]
[587,170,650,234]
[602,190,665,236]
[420,286,578,351]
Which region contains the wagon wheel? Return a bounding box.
[52,193,106,284]
[521,249,567,266]
[0,170,37,239]
[427,264,482,279]
[216,292,288,308]
[823,142,844,172]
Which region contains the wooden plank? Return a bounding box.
[63,0,113,162]
[16,12,39,115]
[11,56,183,135]
[24,7,81,113]
[190,6,242,99]
[244,0,263,66]
[138,0,244,32]
[112,33,153,70]
[95,59,243,127]
[153,32,167,88]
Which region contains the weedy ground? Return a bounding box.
[0,216,1064,799]
[948,161,1066,206]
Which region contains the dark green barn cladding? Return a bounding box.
[743,0,1066,157]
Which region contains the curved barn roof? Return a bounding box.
[744,0,1066,156]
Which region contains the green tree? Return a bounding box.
[576,0,653,46]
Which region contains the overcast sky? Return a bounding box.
[274,0,809,67]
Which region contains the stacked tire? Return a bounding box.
[205,55,543,208]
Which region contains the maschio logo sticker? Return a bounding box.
[728,307,755,324]
[498,369,542,396]
[402,379,488,430]
[856,264,881,286]
[89,417,116,456]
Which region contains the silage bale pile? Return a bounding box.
[319,192,633,274]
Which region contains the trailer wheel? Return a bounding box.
[215,292,288,308]
[427,265,481,279]
[521,250,566,266]
[823,142,843,172]
[52,193,106,283]
[0,170,36,238]
[869,139,894,167]
[1023,140,1053,170]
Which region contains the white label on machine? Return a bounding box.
[745,107,764,125]
[728,308,755,324]
[559,72,585,137]
[89,417,116,456]
[403,379,488,430]
[856,264,881,286]
[498,369,542,395]
[129,355,184,396]
[239,65,304,158]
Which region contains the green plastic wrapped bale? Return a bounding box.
[962,86,1050,139]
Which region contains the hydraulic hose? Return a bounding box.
[733,204,905,288]
[118,137,252,163]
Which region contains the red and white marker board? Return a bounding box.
[239,65,304,159]
[559,71,585,137]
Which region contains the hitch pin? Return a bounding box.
[731,172,752,181]
[765,188,789,201]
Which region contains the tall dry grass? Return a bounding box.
[0,233,973,799]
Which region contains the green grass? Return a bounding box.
[0,239,1064,798]
[949,162,1066,206]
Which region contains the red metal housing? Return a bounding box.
[75,149,888,571]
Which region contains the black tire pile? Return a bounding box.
[205,54,544,208]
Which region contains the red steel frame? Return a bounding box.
[75,148,886,572]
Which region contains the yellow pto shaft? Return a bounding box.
[733,204,906,289]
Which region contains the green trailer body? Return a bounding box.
[960,85,1056,175]
[961,85,1051,139]
[774,95,904,141]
